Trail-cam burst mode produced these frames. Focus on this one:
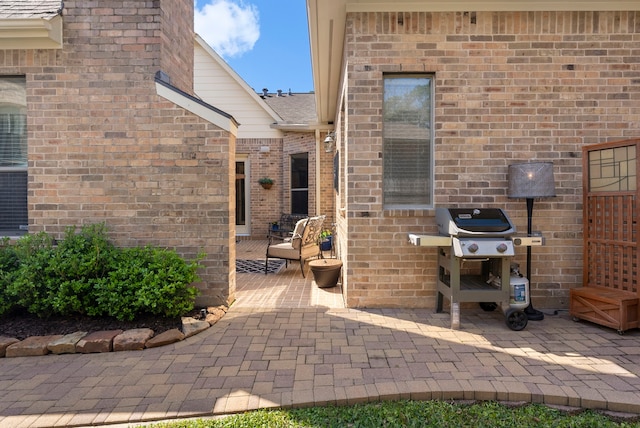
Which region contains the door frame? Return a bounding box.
[236,155,250,236]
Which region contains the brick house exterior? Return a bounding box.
[308,1,640,309]
[0,0,237,307]
[237,94,328,239]
[192,38,333,239]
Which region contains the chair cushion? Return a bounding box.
[267,242,299,259]
[301,215,325,247]
[290,218,308,250]
[300,243,320,259]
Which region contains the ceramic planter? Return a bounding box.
[309,259,342,288]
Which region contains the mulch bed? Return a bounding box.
[0,308,201,341]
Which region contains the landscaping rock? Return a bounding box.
[0,336,20,357]
[48,331,87,354]
[113,328,154,351]
[181,317,209,338]
[205,306,227,325]
[145,328,184,348]
[76,330,123,353]
[0,306,229,357]
[6,335,63,357]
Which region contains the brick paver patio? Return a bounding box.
[0,240,639,427]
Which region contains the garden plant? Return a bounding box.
[0,223,202,321]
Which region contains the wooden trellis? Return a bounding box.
[570,138,640,333]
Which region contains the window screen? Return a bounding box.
[383,74,433,208]
[0,76,28,235]
[291,153,308,215]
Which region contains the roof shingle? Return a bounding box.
[0,0,63,19]
[261,92,317,125]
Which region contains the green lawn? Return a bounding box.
[142,400,640,428]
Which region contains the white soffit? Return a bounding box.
[156,82,239,137]
[0,15,63,49]
[308,0,640,125]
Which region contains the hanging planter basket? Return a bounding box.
[258,178,274,189]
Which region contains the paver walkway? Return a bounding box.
[0,241,639,427]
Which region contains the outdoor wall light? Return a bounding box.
[324,132,335,152]
[508,161,556,321]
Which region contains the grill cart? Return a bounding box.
[409,208,543,330]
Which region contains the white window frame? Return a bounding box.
[0,76,28,236]
[382,74,434,210]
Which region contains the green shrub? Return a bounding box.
[0,224,202,320]
[0,237,20,315]
[48,223,118,316]
[94,246,202,321]
[4,231,57,315]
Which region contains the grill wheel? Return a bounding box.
[505,309,528,331]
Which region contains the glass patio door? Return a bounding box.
[235,157,250,236]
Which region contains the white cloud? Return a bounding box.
[194,0,260,58]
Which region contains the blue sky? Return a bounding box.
[194,0,314,94]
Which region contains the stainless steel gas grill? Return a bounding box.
[410,208,540,330]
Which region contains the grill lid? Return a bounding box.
[436,208,516,237]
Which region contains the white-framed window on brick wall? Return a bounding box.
[382,74,434,209]
[0,76,28,236]
[291,152,309,215]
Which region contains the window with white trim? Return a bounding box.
[290,152,308,215]
[0,76,28,235]
[383,74,434,209]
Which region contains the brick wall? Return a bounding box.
[159,0,194,92]
[236,133,322,239]
[0,0,234,307]
[343,10,640,309]
[318,133,336,227]
[237,138,283,238]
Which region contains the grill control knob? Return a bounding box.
[496,243,508,253]
[467,243,479,253]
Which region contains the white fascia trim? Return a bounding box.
[156,82,238,137]
[0,15,63,49]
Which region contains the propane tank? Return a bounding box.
[509,262,529,309]
[509,274,529,310]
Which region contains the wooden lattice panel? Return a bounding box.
[585,194,637,293]
[574,139,640,333]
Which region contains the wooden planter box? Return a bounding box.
[570,287,639,333]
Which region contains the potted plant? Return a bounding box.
[258,177,274,189]
[319,229,332,252]
[270,221,279,231]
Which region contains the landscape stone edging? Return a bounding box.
[0,306,227,358]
